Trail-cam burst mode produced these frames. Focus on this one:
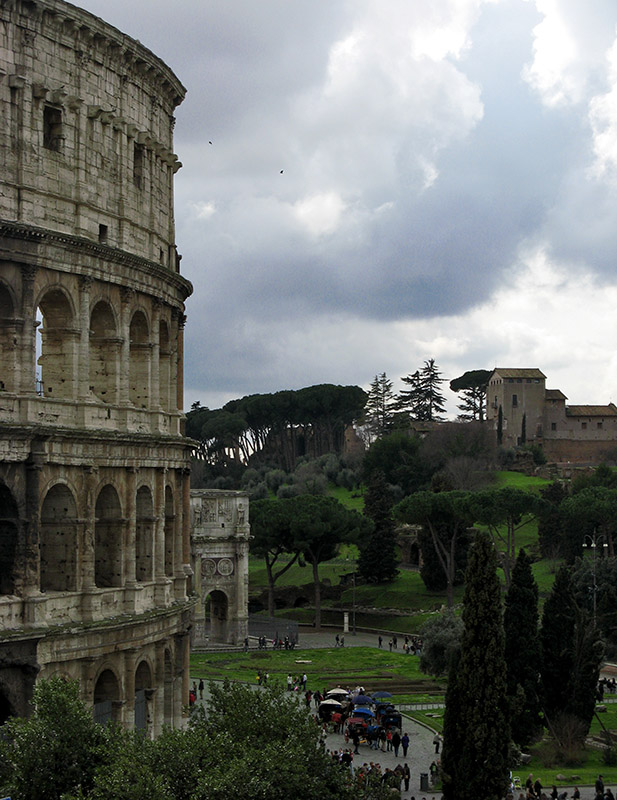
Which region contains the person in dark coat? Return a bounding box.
[403,763,411,792]
[392,730,401,757]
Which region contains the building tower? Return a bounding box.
[0,0,194,734]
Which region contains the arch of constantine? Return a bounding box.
[0,0,194,733]
[190,490,250,647]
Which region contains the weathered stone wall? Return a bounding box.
[0,0,194,732]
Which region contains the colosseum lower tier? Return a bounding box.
[0,0,195,734]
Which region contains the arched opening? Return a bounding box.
[89,301,119,403]
[94,485,123,588]
[163,649,173,727]
[37,288,77,399]
[135,486,153,582]
[0,685,14,725]
[40,484,77,592]
[134,660,152,733]
[205,590,228,643]
[159,319,171,411]
[93,668,120,725]
[0,483,19,595]
[0,282,17,393]
[129,311,150,408]
[164,485,174,578]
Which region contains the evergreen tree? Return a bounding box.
[521,412,527,444]
[504,549,542,746]
[449,369,491,421]
[357,471,399,583]
[540,566,575,722]
[441,531,510,800]
[541,568,604,740]
[537,481,569,558]
[398,358,446,421]
[497,404,503,446]
[364,372,397,440]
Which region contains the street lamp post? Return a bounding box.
[352,571,356,636]
[584,532,607,627]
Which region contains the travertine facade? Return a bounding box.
[0,0,194,734]
[190,490,250,647]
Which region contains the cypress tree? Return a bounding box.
[504,549,542,746]
[441,531,510,800]
[540,565,575,722]
[497,405,503,446]
[357,471,398,583]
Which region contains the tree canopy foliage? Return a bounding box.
[187,384,367,472]
[1,678,396,800]
[357,471,398,584]
[398,358,446,421]
[449,369,492,422]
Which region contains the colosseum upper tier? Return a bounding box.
[0,0,195,733]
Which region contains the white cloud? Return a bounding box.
[589,32,617,179]
[293,192,346,236]
[191,201,217,220]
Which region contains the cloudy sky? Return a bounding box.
[76,0,617,417]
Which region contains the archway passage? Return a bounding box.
[0,483,19,595]
[164,485,174,578]
[0,686,14,725]
[40,484,77,592]
[134,660,152,733]
[135,486,153,582]
[93,669,120,725]
[37,288,77,399]
[205,590,229,643]
[94,485,123,588]
[129,310,150,408]
[163,649,173,727]
[89,300,118,403]
[0,281,17,393]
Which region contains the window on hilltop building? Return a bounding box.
[582,422,587,430]
[512,394,518,407]
[598,421,603,429]
[43,105,63,151]
[551,422,556,431]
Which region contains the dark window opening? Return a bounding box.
[582,422,587,430]
[43,105,63,151]
[598,421,603,429]
[512,394,518,407]
[133,143,145,188]
[98,224,108,243]
[551,422,557,431]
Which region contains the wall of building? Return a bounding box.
[0,0,194,732]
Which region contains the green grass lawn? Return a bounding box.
[190,646,437,690]
[494,470,552,492]
[327,484,365,512]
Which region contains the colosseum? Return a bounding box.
[0,0,194,734]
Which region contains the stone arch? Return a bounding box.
[134,659,152,732]
[159,318,171,411]
[129,309,150,408]
[0,281,18,393]
[40,483,78,592]
[204,589,229,643]
[163,648,173,727]
[89,300,119,403]
[94,485,123,588]
[135,485,154,582]
[36,286,78,399]
[0,482,19,595]
[0,684,14,725]
[93,667,121,725]
[164,485,174,577]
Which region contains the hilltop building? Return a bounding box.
[0,0,194,733]
[486,368,617,462]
